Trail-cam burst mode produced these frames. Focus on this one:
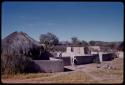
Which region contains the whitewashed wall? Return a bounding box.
[118,51,124,58]
[57,47,85,58]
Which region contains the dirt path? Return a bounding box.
[64,58,123,83]
[65,64,104,81]
[80,67,104,81]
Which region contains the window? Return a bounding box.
[71,47,73,52]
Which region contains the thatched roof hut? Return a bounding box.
[2,31,50,60]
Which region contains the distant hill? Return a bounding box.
[89,40,122,46]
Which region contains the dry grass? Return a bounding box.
[89,58,123,83]
[2,73,54,79]
[38,71,98,83]
[2,71,97,83]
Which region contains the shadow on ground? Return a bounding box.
[64,68,73,72]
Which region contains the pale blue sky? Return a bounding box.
[2,2,124,42]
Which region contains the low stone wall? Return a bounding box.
[74,53,114,65]
[26,59,64,73]
[102,53,114,61]
[92,54,100,63]
[92,53,114,62]
[55,57,71,66]
[75,55,95,65]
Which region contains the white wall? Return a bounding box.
[91,51,98,54]
[56,47,85,58]
[118,51,124,58]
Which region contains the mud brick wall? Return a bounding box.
[102,53,114,61]
[31,59,64,73]
[55,57,71,66]
[75,55,95,65]
[92,54,100,63]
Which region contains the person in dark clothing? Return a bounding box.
[59,52,62,58]
[74,57,77,65]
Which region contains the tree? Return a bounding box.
[117,42,123,51]
[81,40,88,46]
[84,46,90,54]
[108,43,118,51]
[71,37,81,46]
[40,32,59,45]
[89,41,96,46]
[59,41,71,46]
[40,32,59,51]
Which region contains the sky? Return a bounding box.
[2,2,124,42]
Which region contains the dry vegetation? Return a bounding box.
[1,58,123,84]
[2,73,54,79]
[92,58,123,83]
[2,71,97,83]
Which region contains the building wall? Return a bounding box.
[118,51,124,58]
[56,47,85,58]
[89,46,100,52]
[67,47,72,53]
[66,47,84,55]
[91,51,98,54]
[73,47,80,54]
[80,47,85,55]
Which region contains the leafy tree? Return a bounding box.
[108,43,118,51]
[40,32,59,51]
[89,41,96,46]
[71,37,81,46]
[81,40,88,46]
[40,32,59,45]
[117,42,123,51]
[59,41,71,46]
[71,37,77,43]
[84,46,90,54]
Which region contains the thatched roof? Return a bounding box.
[2,31,45,59]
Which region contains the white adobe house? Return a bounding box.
[55,46,114,66]
[117,51,124,58]
[57,46,88,66]
[57,46,85,58]
[57,46,101,57]
[89,46,100,50]
[88,46,101,54]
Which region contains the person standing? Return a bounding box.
[59,52,62,58]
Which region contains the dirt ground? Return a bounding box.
[1,58,123,84]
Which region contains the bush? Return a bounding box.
[1,54,32,75]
